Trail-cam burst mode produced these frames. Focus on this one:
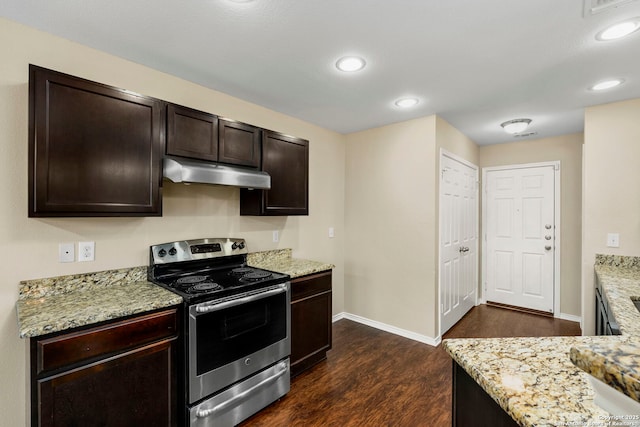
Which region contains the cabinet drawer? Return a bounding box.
[291,271,332,302]
[36,308,178,375]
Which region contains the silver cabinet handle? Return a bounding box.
[545,235,552,240]
[195,284,287,314]
[459,247,470,253]
[545,224,552,229]
[545,245,552,251]
[195,361,289,418]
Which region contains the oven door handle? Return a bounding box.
[195,360,289,419]
[194,284,287,314]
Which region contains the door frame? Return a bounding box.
[438,149,479,336]
[481,161,561,316]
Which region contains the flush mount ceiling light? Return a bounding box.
[500,118,532,134]
[596,18,640,40]
[590,78,624,91]
[394,97,419,108]
[335,56,366,72]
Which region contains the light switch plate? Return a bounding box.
[607,233,620,248]
[273,230,279,243]
[329,227,335,238]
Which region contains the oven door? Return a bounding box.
[188,282,290,403]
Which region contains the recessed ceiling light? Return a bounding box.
[590,79,624,91]
[335,56,366,72]
[596,18,640,41]
[500,118,532,134]
[394,97,419,108]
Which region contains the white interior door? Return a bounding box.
[440,152,478,334]
[484,164,556,313]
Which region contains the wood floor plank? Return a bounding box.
[241,304,581,426]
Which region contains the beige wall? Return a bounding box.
[344,116,478,339]
[0,18,345,426]
[479,133,583,318]
[582,98,640,334]
[344,116,437,336]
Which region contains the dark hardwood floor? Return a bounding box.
[241,304,581,427]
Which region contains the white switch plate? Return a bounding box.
[59,243,75,263]
[273,230,279,243]
[78,241,95,262]
[607,233,620,248]
[329,227,335,238]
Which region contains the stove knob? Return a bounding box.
[168,247,177,256]
[158,249,167,257]
[238,242,245,250]
[232,242,239,250]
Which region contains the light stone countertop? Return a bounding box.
[247,248,335,278]
[568,260,640,404]
[16,267,182,338]
[443,254,640,427]
[16,248,333,339]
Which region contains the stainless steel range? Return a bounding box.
[148,238,291,427]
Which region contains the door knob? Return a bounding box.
[545,245,552,251]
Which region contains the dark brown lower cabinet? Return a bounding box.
[31,308,178,427]
[290,270,332,377]
[452,362,518,427]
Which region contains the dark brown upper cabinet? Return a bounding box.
[166,106,261,169]
[166,104,219,161]
[28,65,164,217]
[240,130,309,216]
[218,118,261,168]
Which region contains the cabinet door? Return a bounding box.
[28,65,163,217]
[166,104,219,161]
[290,271,332,377]
[38,339,176,427]
[240,131,309,216]
[218,118,261,168]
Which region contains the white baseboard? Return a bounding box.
[332,312,346,322]
[557,312,581,323]
[332,312,440,347]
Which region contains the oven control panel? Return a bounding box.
[150,238,248,264]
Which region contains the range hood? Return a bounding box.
[163,156,271,190]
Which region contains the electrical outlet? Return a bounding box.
[273,230,279,243]
[59,243,74,263]
[78,241,95,262]
[329,227,335,238]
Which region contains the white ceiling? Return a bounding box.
[2,0,640,145]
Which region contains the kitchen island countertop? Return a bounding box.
[443,254,640,426]
[16,266,182,338]
[247,248,334,278]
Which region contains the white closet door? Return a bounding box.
[440,153,478,334]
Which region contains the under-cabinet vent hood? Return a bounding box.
[163,156,271,190]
